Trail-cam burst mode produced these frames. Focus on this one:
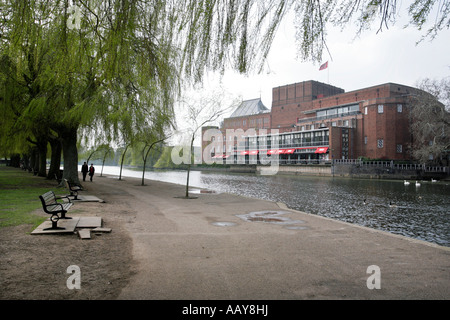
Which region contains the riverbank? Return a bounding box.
[1,167,449,301]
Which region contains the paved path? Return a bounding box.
[88,174,449,299]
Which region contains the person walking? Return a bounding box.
[81,162,88,181]
[89,164,95,182]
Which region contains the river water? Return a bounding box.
[96,165,450,247]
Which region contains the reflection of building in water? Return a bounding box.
[202,80,423,164]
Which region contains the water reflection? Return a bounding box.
[99,166,450,247]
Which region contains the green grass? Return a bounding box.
[0,166,60,230]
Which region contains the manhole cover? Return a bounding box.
[211,222,237,227]
[247,216,284,222]
[236,210,305,226]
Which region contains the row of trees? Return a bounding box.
[0,0,287,185]
[1,0,449,183]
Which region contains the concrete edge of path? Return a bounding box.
[275,201,450,252]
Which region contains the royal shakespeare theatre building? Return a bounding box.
[201,80,429,166]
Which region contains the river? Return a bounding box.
[93,165,450,247]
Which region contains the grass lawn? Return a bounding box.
[0,166,61,230]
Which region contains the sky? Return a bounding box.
[203,6,450,117]
[173,5,450,146]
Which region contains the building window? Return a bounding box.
[396,144,403,153]
[364,107,368,115]
[377,139,384,148]
[378,105,384,113]
[364,136,368,145]
[243,120,246,126]
[397,104,402,113]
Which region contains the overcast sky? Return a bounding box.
[208,7,450,114]
[175,6,450,145]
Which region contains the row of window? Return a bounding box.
[316,104,360,118]
[364,136,403,153]
[365,104,403,115]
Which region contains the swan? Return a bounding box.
[415,181,421,187]
[431,178,437,183]
[404,180,410,185]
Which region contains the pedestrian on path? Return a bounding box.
[89,164,95,182]
[81,162,88,181]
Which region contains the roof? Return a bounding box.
[229,98,269,118]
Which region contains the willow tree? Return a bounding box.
[137,114,173,186]
[1,0,448,185]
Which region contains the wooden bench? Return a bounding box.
[39,191,73,230]
[64,178,83,200]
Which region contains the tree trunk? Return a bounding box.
[22,153,30,171]
[185,136,195,198]
[30,148,38,174]
[60,126,80,186]
[100,152,107,177]
[141,156,147,186]
[37,139,47,177]
[119,145,129,181]
[47,136,62,180]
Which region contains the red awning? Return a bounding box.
[240,151,249,155]
[267,149,278,155]
[249,150,259,155]
[315,147,329,154]
[283,149,295,154]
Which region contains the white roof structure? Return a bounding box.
[229,98,269,118]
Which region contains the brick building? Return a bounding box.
[203,80,422,164]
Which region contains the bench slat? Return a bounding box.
[39,191,73,215]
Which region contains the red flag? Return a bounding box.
[319,61,328,71]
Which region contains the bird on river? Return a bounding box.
[415,181,421,187]
[404,180,410,185]
[389,201,397,208]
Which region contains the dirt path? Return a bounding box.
[0,175,136,300]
